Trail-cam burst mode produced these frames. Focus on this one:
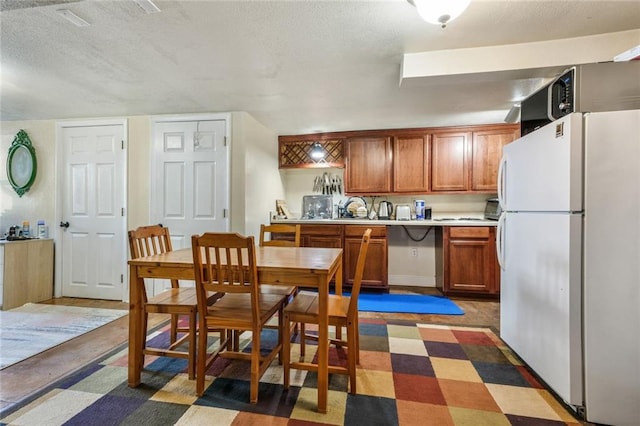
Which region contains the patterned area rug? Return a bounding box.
[1,319,581,425]
[0,303,127,370]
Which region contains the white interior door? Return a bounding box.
[59,122,127,300]
[150,116,229,294]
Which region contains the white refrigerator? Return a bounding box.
[497,110,640,425]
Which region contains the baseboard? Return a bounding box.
[388,274,436,287]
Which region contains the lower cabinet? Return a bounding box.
[300,224,343,248]
[435,227,499,297]
[300,224,388,291]
[1,239,54,310]
[344,226,387,290]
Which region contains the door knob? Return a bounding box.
[59,221,70,228]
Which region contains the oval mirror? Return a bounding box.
[7,129,37,197]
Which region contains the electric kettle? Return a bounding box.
[378,201,393,220]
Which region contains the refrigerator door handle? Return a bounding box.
[496,213,506,270]
[497,155,506,209]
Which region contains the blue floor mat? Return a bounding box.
[356,293,464,315]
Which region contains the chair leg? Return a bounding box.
[278,306,284,364]
[347,320,357,394]
[170,313,179,344]
[141,310,149,370]
[196,320,207,396]
[300,322,306,358]
[187,311,196,380]
[250,328,260,404]
[354,314,360,365]
[283,311,291,390]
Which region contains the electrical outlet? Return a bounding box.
[411,248,418,257]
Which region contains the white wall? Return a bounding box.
[1,121,56,236]
[230,112,284,239]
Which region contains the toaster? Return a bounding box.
[395,205,411,221]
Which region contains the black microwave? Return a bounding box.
[520,61,640,136]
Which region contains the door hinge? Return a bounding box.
[121,207,125,217]
[121,140,125,150]
[224,136,227,147]
[223,208,228,218]
[120,274,124,284]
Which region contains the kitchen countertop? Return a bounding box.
[273,214,498,227]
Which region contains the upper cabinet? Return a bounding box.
[278,137,344,169]
[470,126,520,192]
[431,126,520,193]
[345,136,392,194]
[431,131,472,192]
[393,134,430,193]
[279,123,520,194]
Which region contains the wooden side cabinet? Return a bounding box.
[344,226,388,290]
[0,239,54,310]
[435,227,499,297]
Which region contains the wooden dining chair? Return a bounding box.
[128,224,199,379]
[282,228,371,395]
[259,224,300,320]
[191,232,288,401]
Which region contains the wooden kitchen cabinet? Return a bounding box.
[430,130,472,192]
[471,126,520,192]
[431,125,519,193]
[300,224,343,248]
[344,226,387,290]
[297,224,388,291]
[435,227,499,297]
[1,239,54,310]
[393,134,430,193]
[279,123,519,195]
[345,136,392,194]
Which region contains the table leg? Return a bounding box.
[316,274,328,413]
[128,265,143,387]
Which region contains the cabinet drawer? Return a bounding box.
[300,224,343,236]
[344,225,387,238]
[449,227,490,238]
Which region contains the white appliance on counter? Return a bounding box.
[496,110,640,425]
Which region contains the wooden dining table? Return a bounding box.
[128,245,343,413]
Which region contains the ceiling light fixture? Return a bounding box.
[56,9,90,27]
[408,0,471,28]
[133,0,161,14]
[310,142,326,160]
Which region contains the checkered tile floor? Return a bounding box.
[1,318,581,425]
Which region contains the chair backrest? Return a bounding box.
[128,224,173,259]
[347,228,372,317]
[259,224,301,247]
[191,232,260,317]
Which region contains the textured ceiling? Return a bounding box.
[1,0,639,135]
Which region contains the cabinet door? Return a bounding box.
[300,224,342,248]
[345,136,392,194]
[471,127,519,192]
[393,134,430,193]
[431,131,472,191]
[344,237,387,289]
[445,227,497,294]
